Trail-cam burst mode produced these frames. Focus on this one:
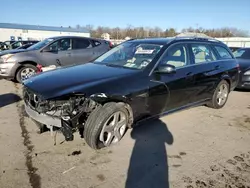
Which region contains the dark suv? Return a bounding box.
[23,37,239,149]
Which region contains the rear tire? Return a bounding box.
[207,80,229,109]
[16,64,37,83]
[84,102,129,149]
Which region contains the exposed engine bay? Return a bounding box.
[23,86,99,141]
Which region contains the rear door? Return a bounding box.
[213,45,240,89]
[40,38,74,66]
[91,39,111,58]
[187,42,219,102]
[71,38,97,64]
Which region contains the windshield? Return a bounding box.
[233,48,250,59]
[94,42,163,70]
[27,38,54,50]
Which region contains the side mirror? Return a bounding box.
[155,64,176,74]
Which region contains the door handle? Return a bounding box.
[186,72,194,77]
[56,59,61,66]
[214,65,220,70]
[66,52,71,56]
[186,72,194,79]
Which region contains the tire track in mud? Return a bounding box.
[182,152,250,188]
[14,83,41,188]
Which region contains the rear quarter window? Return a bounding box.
[92,40,101,46]
[214,46,233,59]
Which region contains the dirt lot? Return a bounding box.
[0,78,250,188]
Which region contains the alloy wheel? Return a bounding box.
[216,83,229,106]
[20,67,35,81]
[99,111,127,147]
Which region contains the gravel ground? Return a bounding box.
[0,78,250,188]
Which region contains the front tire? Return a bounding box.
[207,80,229,109]
[84,102,129,149]
[16,64,37,83]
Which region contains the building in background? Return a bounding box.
[101,33,110,40]
[216,37,250,48]
[0,23,90,41]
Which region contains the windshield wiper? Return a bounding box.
[105,63,124,68]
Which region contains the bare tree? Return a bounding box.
[74,25,249,39]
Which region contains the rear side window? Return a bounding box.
[160,43,188,68]
[92,40,101,46]
[233,49,250,59]
[72,38,92,49]
[214,46,233,59]
[191,44,216,64]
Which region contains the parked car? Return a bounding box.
[9,40,39,50]
[0,43,38,57]
[0,42,9,51]
[0,36,111,83]
[23,37,239,149]
[4,40,16,46]
[233,47,250,89]
[229,47,241,52]
[0,41,38,52]
[16,43,36,49]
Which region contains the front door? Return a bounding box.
[40,38,74,67]
[148,43,197,116]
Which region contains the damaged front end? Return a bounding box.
[23,86,98,141]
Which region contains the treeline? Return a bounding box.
[75,24,249,39]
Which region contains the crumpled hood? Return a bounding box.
[23,63,138,99]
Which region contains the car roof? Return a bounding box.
[237,47,250,50]
[128,38,174,45]
[47,36,104,41]
[128,36,225,46]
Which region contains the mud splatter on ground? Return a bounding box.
[230,116,250,130]
[97,174,105,181]
[183,152,250,187]
[15,83,41,188]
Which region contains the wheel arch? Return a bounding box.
[14,61,38,76]
[89,93,134,128]
[220,74,232,91]
[14,61,38,82]
[19,60,38,66]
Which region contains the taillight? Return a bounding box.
[108,41,113,48]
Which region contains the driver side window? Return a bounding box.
[47,38,71,51]
[159,44,188,68]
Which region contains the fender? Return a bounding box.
[89,93,134,128]
[90,93,128,104]
[220,74,232,88]
[10,60,38,77]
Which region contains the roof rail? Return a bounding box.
[174,36,223,43]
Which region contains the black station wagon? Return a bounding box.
[23,37,240,149]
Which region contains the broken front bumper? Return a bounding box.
[24,103,61,128]
[25,104,74,141]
